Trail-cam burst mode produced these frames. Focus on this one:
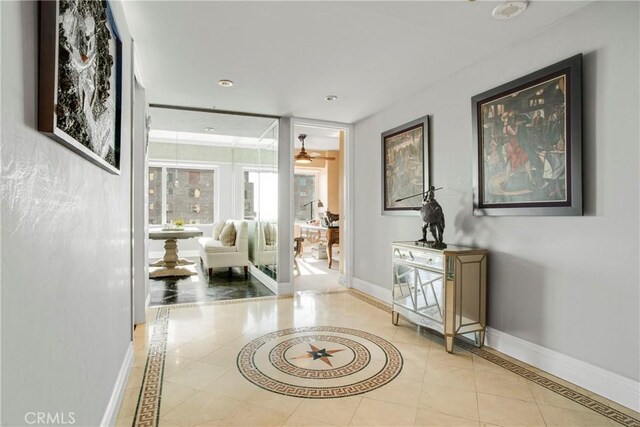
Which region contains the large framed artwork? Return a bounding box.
[472,54,582,216]
[382,116,429,214]
[38,0,122,174]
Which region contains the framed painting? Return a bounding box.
[38,0,122,174]
[382,116,429,214]
[472,54,582,216]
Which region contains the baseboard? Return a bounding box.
[100,343,133,426]
[486,327,640,412]
[338,274,347,286]
[351,277,392,304]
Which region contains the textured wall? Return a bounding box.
[353,2,639,381]
[1,1,133,425]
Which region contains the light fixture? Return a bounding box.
[492,1,528,20]
[204,127,215,133]
[218,79,234,87]
[295,134,313,164]
[302,199,324,221]
[325,95,338,101]
[294,134,336,163]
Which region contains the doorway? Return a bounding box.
[291,120,352,293]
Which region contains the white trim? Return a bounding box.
[485,327,640,412]
[290,118,354,291]
[277,281,294,295]
[250,265,276,293]
[351,277,392,304]
[101,343,133,427]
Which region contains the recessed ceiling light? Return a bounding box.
[204,127,215,133]
[492,1,528,20]
[218,79,234,87]
[325,95,338,101]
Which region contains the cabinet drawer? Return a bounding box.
[393,247,443,270]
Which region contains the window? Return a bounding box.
[148,166,215,225]
[148,167,162,224]
[294,173,316,222]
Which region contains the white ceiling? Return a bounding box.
[124,1,593,124]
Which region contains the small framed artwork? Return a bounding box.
[38,0,123,174]
[471,54,582,216]
[382,116,429,214]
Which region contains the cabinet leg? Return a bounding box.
[477,330,486,347]
[391,311,400,326]
[445,335,454,353]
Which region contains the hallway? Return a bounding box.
[116,291,636,426]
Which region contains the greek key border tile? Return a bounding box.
[349,289,640,427]
[132,307,169,427]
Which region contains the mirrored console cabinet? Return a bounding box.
[391,242,488,353]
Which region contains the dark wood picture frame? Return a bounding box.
[38,0,122,174]
[382,116,430,215]
[471,54,582,216]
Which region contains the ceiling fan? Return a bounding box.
[294,134,336,163]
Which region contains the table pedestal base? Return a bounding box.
[149,238,198,278]
[149,265,197,278]
[150,258,194,267]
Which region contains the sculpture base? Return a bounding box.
[415,239,447,249]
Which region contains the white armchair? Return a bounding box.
[198,220,249,277]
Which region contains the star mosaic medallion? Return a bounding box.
[291,343,345,367]
[236,326,404,398]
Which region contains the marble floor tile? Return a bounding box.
[293,396,363,426]
[121,290,639,427]
[419,383,480,422]
[414,409,480,427]
[164,361,230,390]
[363,377,424,408]
[476,393,545,426]
[474,369,535,401]
[209,401,292,426]
[283,414,336,426]
[350,398,417,426]
[528,382,596,413]
[539,403,616,426]
[161,390,242,426]
[243,388,304,415]
[423,367,476,392]
[158,381,197,417]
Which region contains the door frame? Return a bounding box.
[289,118,354,288]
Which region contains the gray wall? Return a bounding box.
[353,2,639,381]
[1,1,134,425]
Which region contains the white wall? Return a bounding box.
[353,0,639,384]
[133,78,149,325]
[1,1,134,425]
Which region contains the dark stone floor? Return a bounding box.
[149,260,274,306]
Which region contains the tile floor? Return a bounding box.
[149,261,274,306]
[117,291,640,427]
[294,251,345,293]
